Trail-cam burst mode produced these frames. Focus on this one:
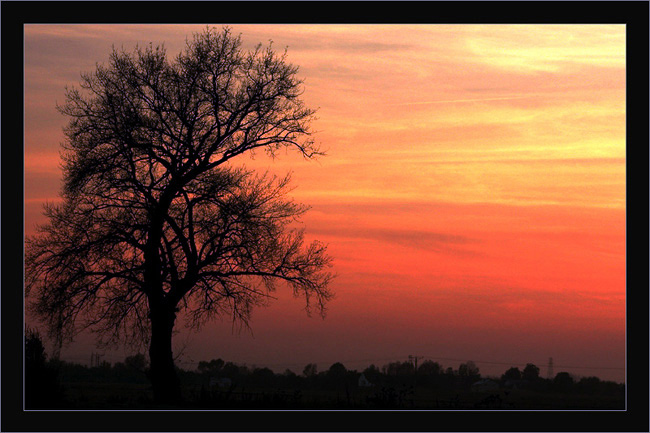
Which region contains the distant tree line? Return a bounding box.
[25,330,624,409]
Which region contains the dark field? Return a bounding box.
[57,382,624,410]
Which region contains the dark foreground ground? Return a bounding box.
[54,382,624,410]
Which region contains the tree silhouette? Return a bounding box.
[458,361,479,377]
[25,328,63,408]
[522,363,540,382]
[25,27,333,404]
[417,360,441,376]
[197,358,225,376]
[327,362,347,381]
[383,361,414,377]
[302,363,317,378]
[124,353,148,373]
[553,372,574,392]
[502,366,522,382]
[363,364,382,384]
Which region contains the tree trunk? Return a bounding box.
[143,208,182,404]
[148,306,182,405]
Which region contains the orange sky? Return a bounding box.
[24,24,626,382]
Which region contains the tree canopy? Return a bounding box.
[25,26,334,403]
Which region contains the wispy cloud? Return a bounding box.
[309,223,477,255]
[390,95,536,106]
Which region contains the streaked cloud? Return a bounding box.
[389,95,537,106]
[309,224,476,255]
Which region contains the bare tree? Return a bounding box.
[25,27,334,404]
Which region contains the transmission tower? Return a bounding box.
[547,357,554,379]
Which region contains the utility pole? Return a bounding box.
[409,354,424,400]
[408,355,423,371]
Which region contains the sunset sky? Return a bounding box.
[24,24,626,382]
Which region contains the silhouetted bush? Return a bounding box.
[552,372,575,392]
[25,329,65,408]
[502,366,522,383]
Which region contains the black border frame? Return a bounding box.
[3,1,648,431]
